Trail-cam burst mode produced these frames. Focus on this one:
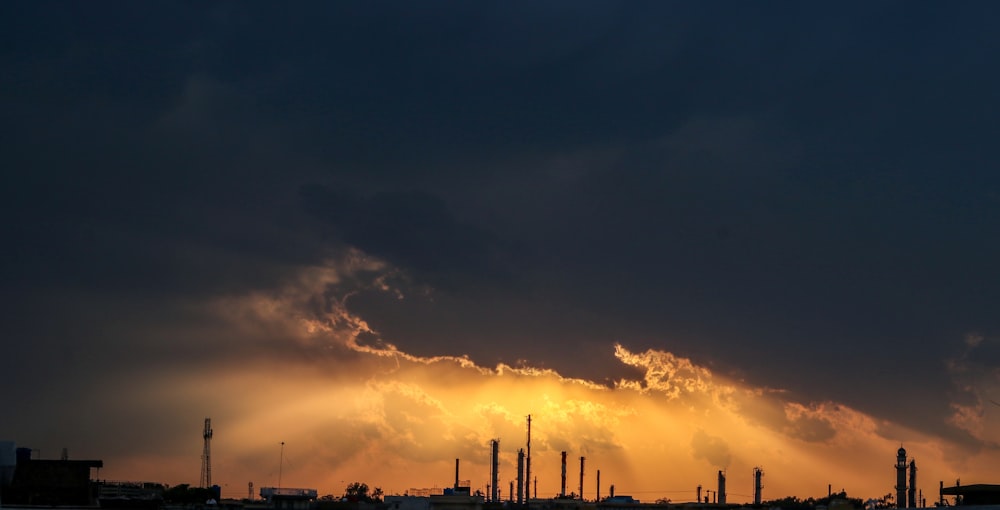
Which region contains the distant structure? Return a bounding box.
[200,418,213,488]
[560,451,567,497]
[579,456,586,501]
[753,467,764,505]
[908,459,917,508]
[597,469,601,502]
[259,486,317,507]
[718,470,727,505]
[490,439,499,503]
[940,482,1000,506]
[896,447,907,508]
[525,415,532,504]
[516,449,525,505]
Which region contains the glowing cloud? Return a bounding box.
[89,260,1000,503]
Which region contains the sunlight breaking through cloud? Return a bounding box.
[87,260,1000,502]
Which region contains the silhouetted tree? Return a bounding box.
[343,482,382,503]
[866,493,896,510]
[163,484,217,504]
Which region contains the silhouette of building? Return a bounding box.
[940,484,1000,506]
[3,446,103,506]
[896,447,908,508]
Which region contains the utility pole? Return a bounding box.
[278,442,285,490]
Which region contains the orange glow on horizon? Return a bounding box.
[89,262,1000,503]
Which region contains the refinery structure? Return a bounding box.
[2,417,1000,510]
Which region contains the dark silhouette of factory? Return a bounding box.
[6,425,1000,510]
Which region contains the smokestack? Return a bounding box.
[754,468,763,505]
[579,457,586,501]
[561,451,567,497]
[718,470,726,505]
[697,485,702,504]
[455,458,460,490]
[896,448,908,509]
[525,416,532,505]
[908,460,917,508]
[510,481,514,503]
[491,440,500,503]
[939,481,944,506]
[597,470,601,502]
[517,449,525,505]
[610,485,615,499]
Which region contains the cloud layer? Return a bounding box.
[3,1,1000,503]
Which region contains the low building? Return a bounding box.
[940,484,1000,506]
[260,486,319,510]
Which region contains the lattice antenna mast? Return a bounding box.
[200,418,213,488]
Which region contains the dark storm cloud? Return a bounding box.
[300,184,517,292]
[3,0,1000,454]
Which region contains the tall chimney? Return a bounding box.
[610,485,615,499]
[510,481,514,503]
[697,485,702,504]
[597,469,601,502]
[525,416,532,504]
[754,468,763,505]
[455,458,460,490]
[579,457,586,501]
[718,470,726,505]
[908,460,917,508]
[561,451,567,497]
[491,440,500,502]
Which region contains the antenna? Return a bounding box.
[200,418,213,488]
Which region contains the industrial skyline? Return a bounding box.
[1,431,977,508]
[3,1,1000,504]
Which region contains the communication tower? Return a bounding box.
[200,418,213,488]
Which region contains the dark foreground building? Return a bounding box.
[940,484,1000,506]
[2,446,103,506]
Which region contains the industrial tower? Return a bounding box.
[490,439,500,503]
[718,470,727,505]
[200,418,213,488]
[753,467,764,505]
[525,415,532,503]
[896,447,908,508]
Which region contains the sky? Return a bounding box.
[3,1,1000,503]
